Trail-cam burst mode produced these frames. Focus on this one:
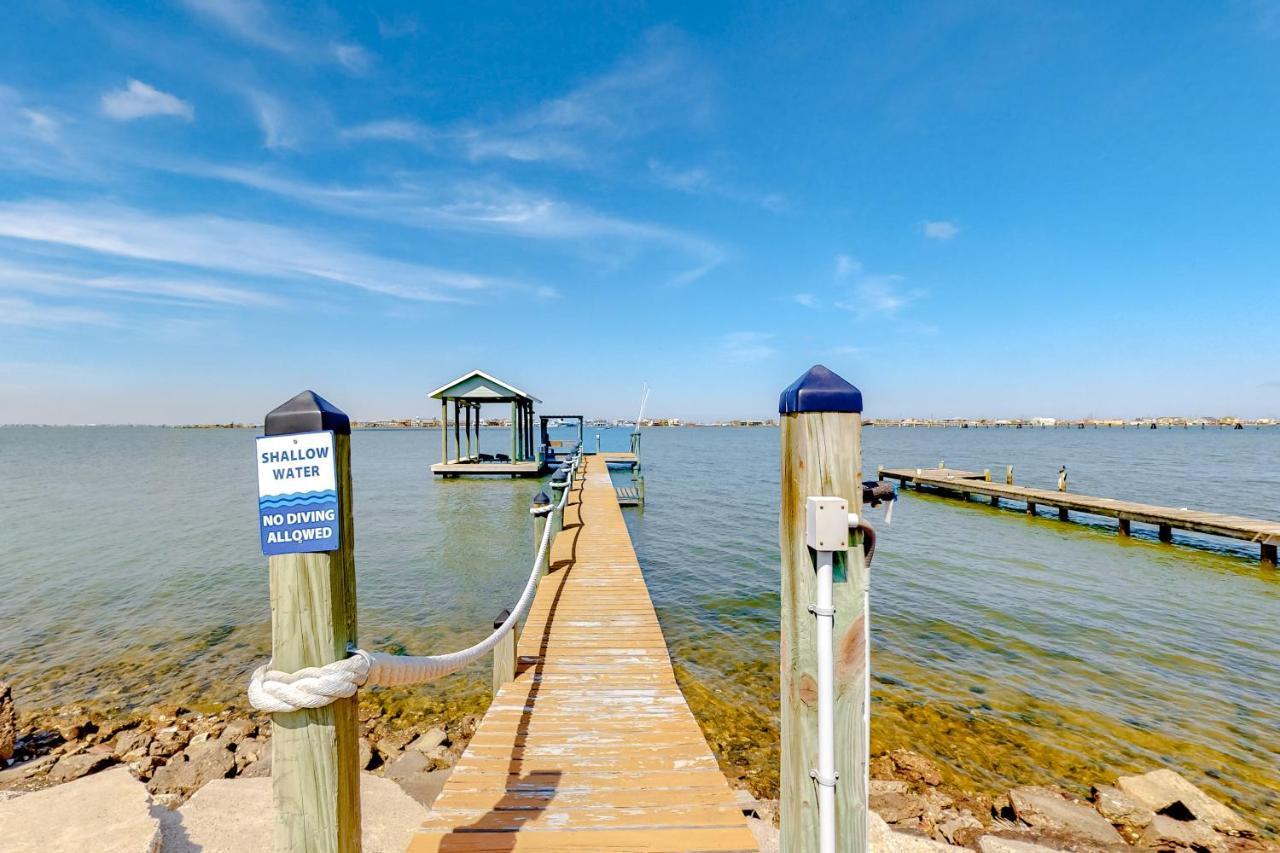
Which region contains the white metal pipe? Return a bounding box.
[813,547,837,853]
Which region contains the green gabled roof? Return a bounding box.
[428,370,541,403]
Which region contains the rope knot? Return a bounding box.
[247,650,372,714]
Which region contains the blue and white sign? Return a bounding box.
[256,430,340,556]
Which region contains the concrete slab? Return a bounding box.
[0,767,161,853]
[162,772,428,853]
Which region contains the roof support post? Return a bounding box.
[526,402,534,461]
[440,398,448,466]
[511,401,518,461]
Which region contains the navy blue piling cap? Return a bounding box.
[532,490,552,508]
[778,364,863,414]
[265,390,351,436]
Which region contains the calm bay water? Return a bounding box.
[1,425,1277,831]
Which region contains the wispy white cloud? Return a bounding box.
[837,274,919,318]
[168,162,726,285]
[0,87,88,179]
[20,109,59,143]
[453,27,712,167]
[376,15,421,39]
[179,0,374,71]
[0,296,117,328]
[245,90,296,149]
[923,220,959,240]
[101,79,194,122]
[340,119,436,145]
[0,200,512,304]
[178,0,298,54]
[830,253,923,318]
[793,292,817,308]
[647,159,712,192]
[332,43,373,74]
[0,261,280,308]
[647,158,785,211]
[719,331,777,363]
[835,253,862,279]
[1251,0,1280,38]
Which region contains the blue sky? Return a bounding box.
[3,1,1280,423]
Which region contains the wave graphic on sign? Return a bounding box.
[259,489,337,510]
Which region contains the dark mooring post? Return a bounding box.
[779,365,868,853]
[262,391,360,853]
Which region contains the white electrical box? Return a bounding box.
[805,496,849,551]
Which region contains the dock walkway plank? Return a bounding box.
[407,456,758,852]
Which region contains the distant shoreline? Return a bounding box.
[5,417,1274,427]
[4,418,1278,430]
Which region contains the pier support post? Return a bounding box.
[1027,502,1036,516]
[1059,506,1069,521]
[1118,518,1131,537]
[1263,543,1277,568]
[1006,465,1014,485]
[263,392,360,853]
[531,491,552,580]
[492,607,517,695]
[550,477,569,546]
[1159,523,1173,543]
[440,399,448,465]
[778,365,868,853]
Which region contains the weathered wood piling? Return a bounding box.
[262,391,361,853]
[779,365,869,853]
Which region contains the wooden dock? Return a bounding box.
[432,458,547,478]
[407,455,758,851]
[881,465,1280,566]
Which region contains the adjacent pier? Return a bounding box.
[407,455,757,851]
[881,466,1280,567]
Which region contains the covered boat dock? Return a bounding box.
[430,370,547,477]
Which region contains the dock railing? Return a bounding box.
[249,389,581,852]
[778,365,870,853]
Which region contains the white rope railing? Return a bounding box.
[247,454,579,713]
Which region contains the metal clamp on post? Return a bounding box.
[810,769,840,787]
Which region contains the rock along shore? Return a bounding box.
[0,679,1275,852]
